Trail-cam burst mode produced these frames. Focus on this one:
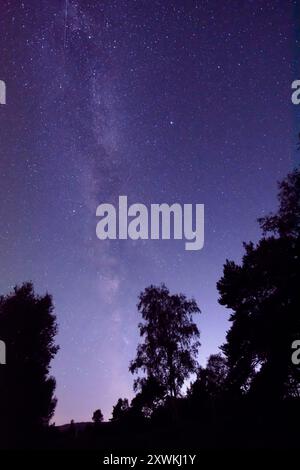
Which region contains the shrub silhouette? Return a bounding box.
[92,409,103,424]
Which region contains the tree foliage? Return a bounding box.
[189,354,228,401]
[130,284,201,401]
[0,282,59,439]
[111,398,129,422]
[217,168,300,399]
[92,409,103,424]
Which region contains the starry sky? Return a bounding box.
[0,0,298,424]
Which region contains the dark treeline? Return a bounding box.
[0,168,300,450]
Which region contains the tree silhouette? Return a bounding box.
[130,376,166,418]
[189,354,228,401]
[130,284,201,404]
[0,282,59,443]
[111,398,129,422]
[217,168,300,400]
[258,168,300,238]
[92,409,103,424]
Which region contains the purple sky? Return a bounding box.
[0,0,298,423]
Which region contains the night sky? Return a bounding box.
[0,0,298,424]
